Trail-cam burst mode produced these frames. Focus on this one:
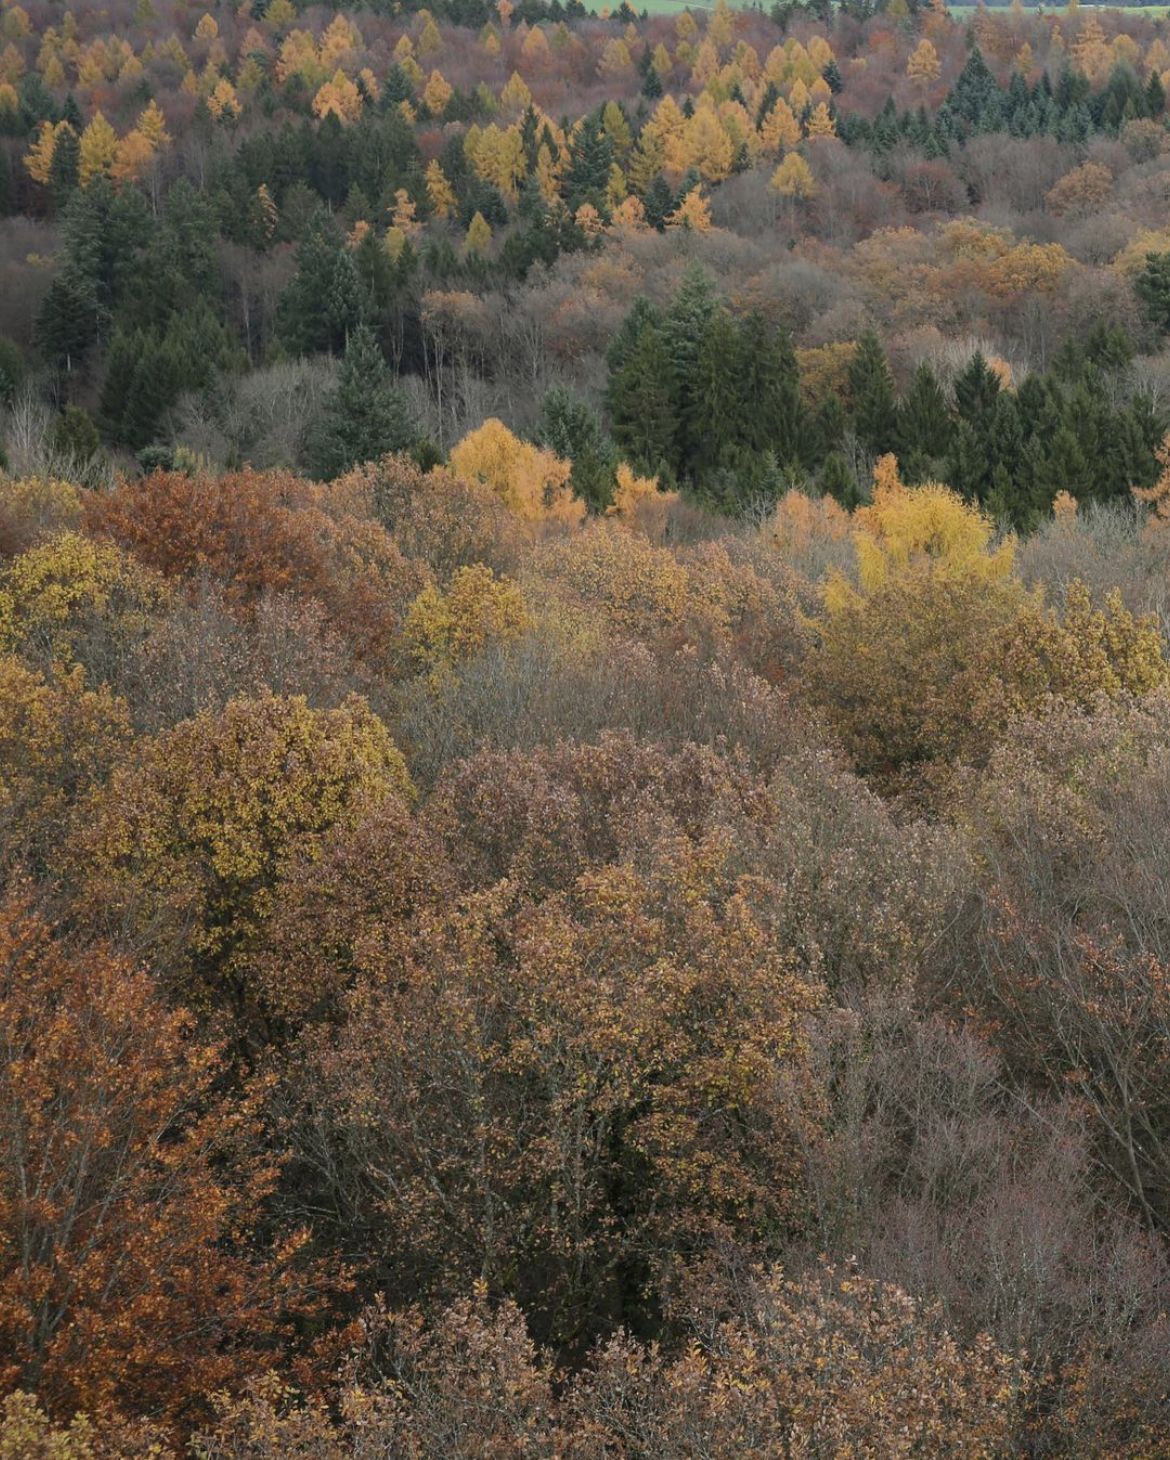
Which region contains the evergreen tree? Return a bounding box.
[279,219,367,355]
[737,312,806,465]
[821,450,861,509]
[608,322,678,479]
[662,265,718,479]
[48,124,80,209]
[304,324,413,479]
[848,329,898,456]
[564,111,614,212]
[689,309,746,483]
[953,352,1001,430]
[1136,252,1170,334]
[897,361,952,474]
[538,385,618,511]
[643,175,674,231]
[34,273,100,374]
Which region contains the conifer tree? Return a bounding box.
[304,324,413,479]
[848,329,898,456]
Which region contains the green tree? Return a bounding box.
[538,386,618,511]
[1136,252,1170,334]
[304,324,413,479]
[897,361,952,478]
[34,273,100,374]
[848,329,898,456]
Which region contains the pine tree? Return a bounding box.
[737,311,805,465]
[897,361,952,474]
[608,322,678,479]
[848,329,898,456]
[34,272,99,374]
[304,324,413,479]
[821,449,861,508]
[538,385,618,511]
[47,122,79,208]
[662,265,718,477]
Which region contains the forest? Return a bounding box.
[3,0,1170,1452]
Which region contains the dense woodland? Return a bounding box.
[5,0,1170,1453]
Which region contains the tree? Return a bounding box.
[448,418,583,523]
[0,532,170,671]
[304,325,413,479]
[538,385,618,511]
[78,112,117,188]
[45,122,78,206]
[1136,251,1170,334]
[848,329,898,456]
[33,274,98,374]
[0,898,320,1425]
[0,656,128,872]
[607,319,679,480]
[74,692,413,1031]
[404,564,530,677]
[465,209,492,255]
[278,219,365,356]
[898,361,953,475]
[907,37,941,89]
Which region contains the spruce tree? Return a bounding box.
[608,322,678,480]
[662,265,718,479]
[848,329,898,456]
[736,312,805,466]
[538,385,618,511]
[304,325,413,479]
[897,361,952,473]
[48,124,80,209]
[34,273,100,375]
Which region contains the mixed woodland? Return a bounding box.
[5,0,1170,1452]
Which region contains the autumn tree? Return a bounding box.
[0,899,321,1427]
[448,418,584,523]
[73,693,412,1034]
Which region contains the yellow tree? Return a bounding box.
[759,96,801,154]
[906,36,941,90]
[448,418,583,523]
[771,150,817,228]
[666,185,713,232]
[422,67,453,114]
[499,69,532,113]
[136,98,170,148]
[805,101,837,141]
[425,159,456,219]
[404,564,531,677]
[110,128,155,185]
[205,76,241,121]
[23,119,63,186]
[74,692,413,1017]
[465,210,492,255]
[312,69,363,124]
[418,13,443,57]
[79,112,118,187]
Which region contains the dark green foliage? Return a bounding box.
[1137,252,1170,335]
[538,386,618,511]
[279,217,367,356]
[0,337,25,406]
[820,450,861,508]
[47,124,80,209]
[897,362,952,478]
[34,274,101,374]
[50,405,100,464]
[303,324,413,479]
[848,330,898,456]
